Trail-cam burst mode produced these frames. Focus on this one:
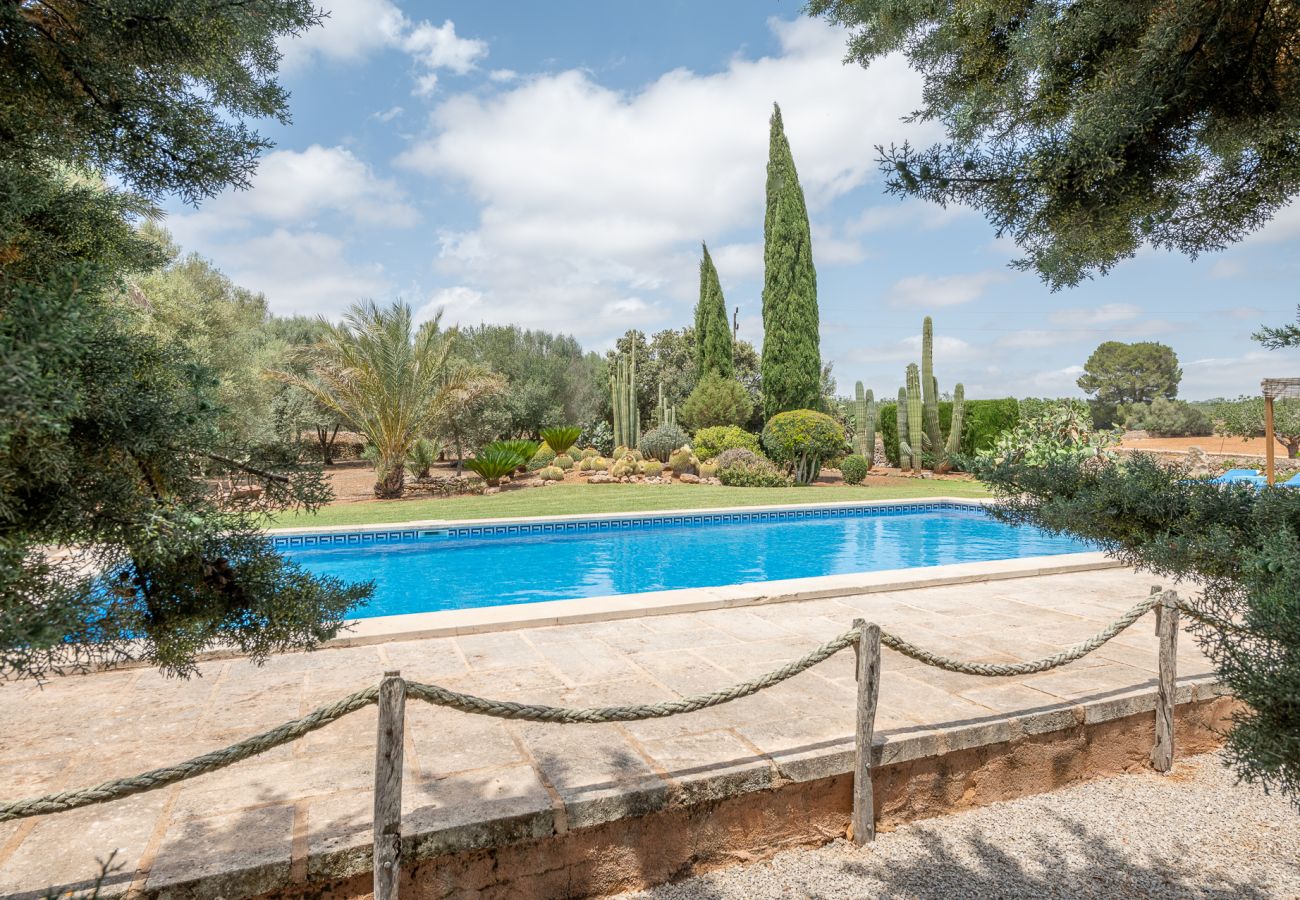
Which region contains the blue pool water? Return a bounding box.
[276,503,1091,620]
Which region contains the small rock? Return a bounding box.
[484,486,501,494]
[679,473,700,484]
[499,475,511,485]
[588,473,613,484]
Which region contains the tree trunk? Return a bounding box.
[453,435,464,476]
[1285,437,1300,459]
[374,458,405,498]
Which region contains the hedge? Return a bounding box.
[877,398,1020,467]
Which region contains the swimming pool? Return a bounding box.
[274,502,1091,620]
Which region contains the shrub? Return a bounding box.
[406,438,440,479]
[553,453,575,471]
[714,447,761,469]
[528,442,556,471]
[583,420,614,456]
[538,466,565,481]
[718,457,791,487]
[1123,398,1213,436]
[840,454,869,485]
[539,426,581,456]
[641,460,664,476]
[761,409,845,485]
[465,445,526,486]
[680,372,754,431]
[693,425,762,462]
[668,448,698,476]
[639,423,690,462]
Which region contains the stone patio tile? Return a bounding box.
[595,623,735,655]
[402,764,554,858]
[877,672,999,726]
[748,610,854,638]
[406,705,523,776]
[373,638,469,680]
[1022,663,1156,701]
[456,663,569,695]
[639,729,775,800]
[147,803,295,897]
[0,789,169,900]
[455,631,545,671]
[171,752,382,821]
[683,609,791,642]
[530,638,642,683]
[300,703,378,757]
[955,682,1069,715]
[626,649,737,695]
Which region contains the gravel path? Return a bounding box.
[625,752,1300,899]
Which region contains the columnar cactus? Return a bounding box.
[921,317,943,453]
[656,382,677,428]
[905,364,924,471]
[610,345,640,450]
[946,384,966,458]
[852,381,876,467]
[896,387,909,470]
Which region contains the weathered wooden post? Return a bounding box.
[1152,594,1179,773]
[374,671,406,900]
[852,619,881,845]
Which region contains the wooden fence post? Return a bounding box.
[1152,594,1178,773]
[374,671,406,900]
[852,619,881,845]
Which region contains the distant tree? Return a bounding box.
[694,243,733,379]
[604,328,698,429]
[810,0,1300,289]
[761,103,823,418]
[273,302,454,498]
[681,373,753,432]
[1078,341,1181,427]
[1216,397,1300,459]
[428,362,510,476]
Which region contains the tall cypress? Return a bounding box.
[760,103,822,419]
[694,242,733,379]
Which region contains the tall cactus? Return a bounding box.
[945,384,966,458]
[921,316,942,453]
[852,381,876,467]
[656,382,677,429]
[895,387,909,470]
[905,363,924,471]
[610,344,640,449]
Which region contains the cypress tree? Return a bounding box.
[760,103,821,419]
[694,242,733,379]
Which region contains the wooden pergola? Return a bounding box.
[1260,378,1300,484]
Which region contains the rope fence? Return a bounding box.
[0,587,1190,900]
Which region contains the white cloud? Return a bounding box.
[395,17,937,343]
[171,145,419,238]
[217,229,391,318]
[1181,351,1289,399]
[404,20,488,78]
[372,105,405,124]
[847,199,972,235]
[278,0,407,70]
[1246,201,1300,245]
[885,272,1008,308]
[846,334,976,365]
[710,242,763,281]
[488,69,519,83]
[1048,303,1141,327]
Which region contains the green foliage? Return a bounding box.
[1123,399,1213,437]
[761,104,822,418]
[963,399,1022,456]
[1254,306,1300,350]
[695,243,734,379]
[667,448,698,476]
[1216,397,1300,458]
[406,438,440,479]
[538,466,565,482]
[714,447,763,470]
[809,0,1300,288]
[692,426,762,462]
[553,453,575,471]
[497,439,542,467]
[582,420,614,456]
[539,426,581,456]
[638,423,690,463]
[761,409,845,485]
[978,401,1117,468]
[680,373,754,432]
[1078,341,1182,428]
[0,2,372,679]
[717,456,792,488]
[465,445,527,486]
[840,454,869,485]
[271,302,456,498]
[974,452,1300,804]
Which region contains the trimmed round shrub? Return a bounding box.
[692,425,762,462]
[762,410,845,485]
[717,457,791,487]
[839,454,869,485]
[714,447,761,469]
[553,453,575,471]
[667,448,698,476]
[528,442,556,471]
[680,372,754,431]
[538,466,565,481]
[638,423,690,463]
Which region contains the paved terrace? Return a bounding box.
[0,567,1218,898]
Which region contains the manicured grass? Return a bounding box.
[268,479,990,529]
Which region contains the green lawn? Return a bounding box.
[269,479,990,529]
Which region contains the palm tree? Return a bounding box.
[271,301,453,498]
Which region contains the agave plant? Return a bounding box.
[465,443,528,486]
[498,439,541,472]
[539,426,581,457]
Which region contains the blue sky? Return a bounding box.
[164,0,1300,401]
